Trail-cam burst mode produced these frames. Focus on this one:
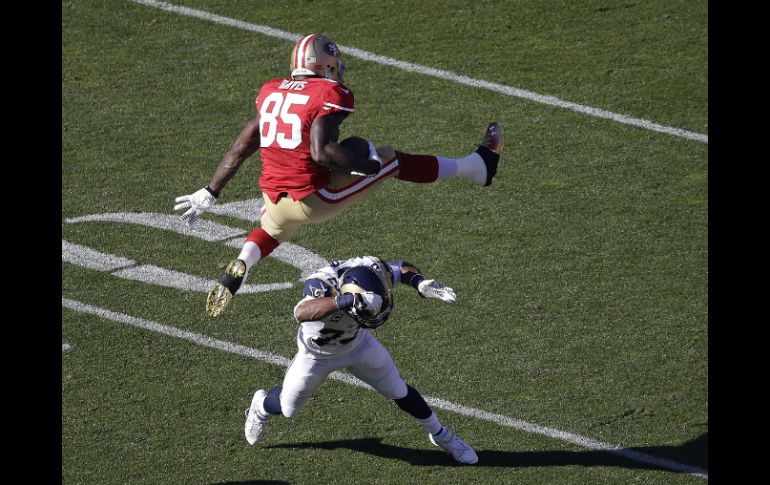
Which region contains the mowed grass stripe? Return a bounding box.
[61,297,708,479]
[129,0,707,144]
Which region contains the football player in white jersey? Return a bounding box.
[243,255,479,465]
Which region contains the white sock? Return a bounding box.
[237,241,262,270]
[436,152,486,184]
[418,412,443,436]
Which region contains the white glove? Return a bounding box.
[418,279,456,304]
[174,186,218,226]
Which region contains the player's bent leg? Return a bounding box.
[298,180,390,227]
[279,349,335,418]
[310,158,397,215]
[346,332,407,399]
[346,333,478,464]
[393,384,432,419]
[206,195,308,318]
[206,226,283,317]
[376,145,397,166]
[259,193,313,242]
[272,153,397,229]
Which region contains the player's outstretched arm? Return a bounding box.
[208,115,262,194]
[397,261,457,304]
[310,113,381,175]
[173,116,261,226]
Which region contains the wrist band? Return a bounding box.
[336,293,355,310]
[204,185,220,198]
[409,274,425,290]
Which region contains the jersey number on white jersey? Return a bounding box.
[259,92,310,149]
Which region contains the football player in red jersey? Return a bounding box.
[174,34,504,317]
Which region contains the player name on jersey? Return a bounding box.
[278,79,308,91]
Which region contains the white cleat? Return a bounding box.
[244,389,268,445]
[429,428,479,465]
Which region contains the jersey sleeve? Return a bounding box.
[319,82,355,117]
[385,261,403,287]
[302,278,336,298]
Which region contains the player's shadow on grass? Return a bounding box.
[265,432,707,473]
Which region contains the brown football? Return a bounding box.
[340,136,370,159]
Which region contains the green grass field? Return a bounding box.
[62,1,707,483]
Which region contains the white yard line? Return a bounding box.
[62,240,135,272]
[66,213,244,242]
[61,297,707,479]
[61,238,294,294]
[130,0,708,144]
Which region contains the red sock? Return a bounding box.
[395,153,439,183]
[245,227,280,259]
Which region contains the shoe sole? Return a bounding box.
[488,122,504,154]
[206,283,233,318]
[429,433,478,465]
[206,260,247,317]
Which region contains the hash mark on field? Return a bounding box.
[131,0,707,144]
[61,296,708,479]
[63,343,72,352]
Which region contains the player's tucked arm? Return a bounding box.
[294,293,361,322]
[293,297,339,322]
[310,113,380,175]
[207,115,262,194]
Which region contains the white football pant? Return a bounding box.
[279,331,408,418]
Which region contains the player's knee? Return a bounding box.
[279,399,300,418]
[281,407,298,418]
[376,145,397,163]
[279,393,304,418]
[380,378,408,400]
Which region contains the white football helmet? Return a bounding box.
[291,34,345,82]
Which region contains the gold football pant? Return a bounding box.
[260,146,398,242]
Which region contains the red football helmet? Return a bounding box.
[290,34,345,82]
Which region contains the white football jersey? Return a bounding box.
[293,256,400,358]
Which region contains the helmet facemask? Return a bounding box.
[339,265,394,328]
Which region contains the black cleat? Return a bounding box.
[475,122,504,186]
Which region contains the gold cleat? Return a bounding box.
[206,259,247,317]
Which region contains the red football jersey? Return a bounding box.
[255,77,355,203]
